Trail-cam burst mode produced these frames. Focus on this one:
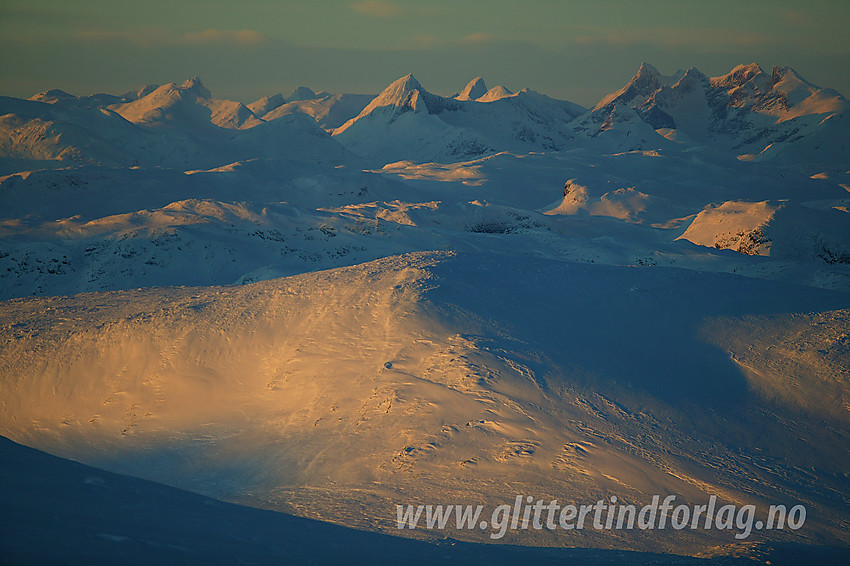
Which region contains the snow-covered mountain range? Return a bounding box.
[575,63,849,164]
[3,63,847,173]
[0,78,346,172]
[332,74,585,162]
[2,64,849,564]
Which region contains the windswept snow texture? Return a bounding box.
[2,65,850,564]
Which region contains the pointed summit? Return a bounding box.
[333,74,434,135]
[456,77,488,101]
[373,74,426,107]
[631,63,667,89]
[339,73,453,130]
[397,73,421,87]
[595,62,664,111]
[179,77,211,99]
[636,62,660,78]
[477,85,514,103]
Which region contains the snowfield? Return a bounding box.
[1,63,849,564]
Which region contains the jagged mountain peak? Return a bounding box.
[710,65,773,110]
[767,66,848,117]
[288,86,319,102]
[386,73,424,94]
[477,85,514,103]
[578,61,848,158]
[636,62,661,78]
[106,77,267,130]
[456,77,488,101]
[705,64,847,117]
[247,93,286,116]
[710,63,768,90]
[139,77,211,104]
[770,65,817,95]
[635,62,687,88]
[332,72,585,163]
[123,79,206,108]
[771,65,802,81]
[336,73,445,133]
[179,77,211,98]
[134,84,160,100]
[28,89,75,103]
[332,74,429,136]
[679,67,708,81]
[361,74,432,111]
[594,62,669,111]
[378,74,428,108]
[670,67,710,91]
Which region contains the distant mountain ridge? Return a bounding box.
[0,77,345,172]
[1,64,847,174]
[333,73,586,162]
[576,62,849,162]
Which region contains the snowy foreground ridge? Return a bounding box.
[1,64,850,564]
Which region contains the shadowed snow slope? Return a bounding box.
[7,435,741,566]
[2,251,849,558]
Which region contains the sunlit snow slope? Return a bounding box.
[2,251,849,557]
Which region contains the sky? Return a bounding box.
[1,0,849,107]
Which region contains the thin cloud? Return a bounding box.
[457,33,499,45]
[181,30,267,45]
[72,28,267,47]
[351,1,401,18]
[74,28,168,47]
[571,27,772,50]
[782,10,811,28]
[409,35,440,48]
